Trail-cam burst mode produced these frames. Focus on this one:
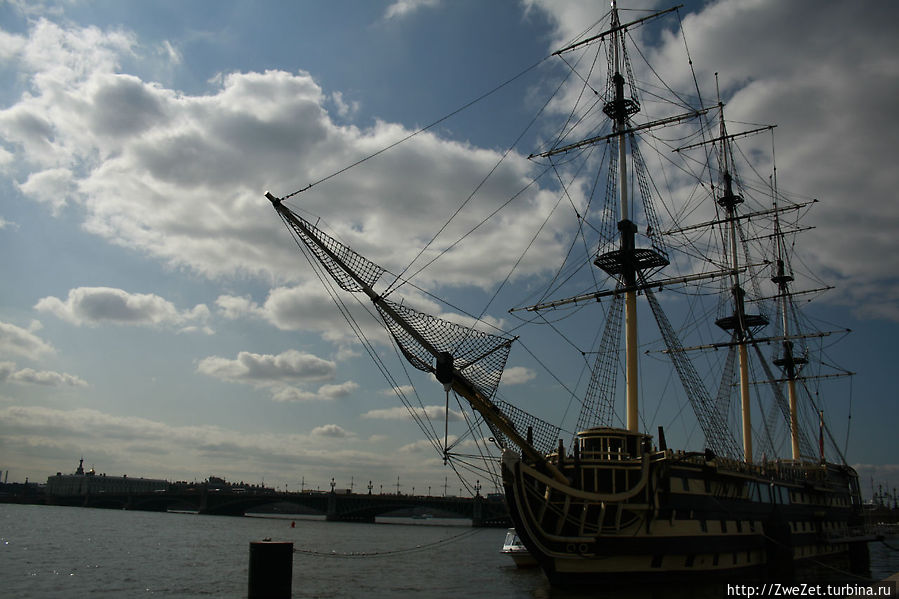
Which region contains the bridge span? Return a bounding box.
[45,489,511,527]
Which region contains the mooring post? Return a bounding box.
[248,540,293,599]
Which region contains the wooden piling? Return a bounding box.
[248,540,293,599]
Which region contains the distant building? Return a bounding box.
[46,458,167,496]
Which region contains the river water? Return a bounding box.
[2,504,897,598]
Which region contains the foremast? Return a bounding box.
[530,3,675,435]
[265,192,566,482]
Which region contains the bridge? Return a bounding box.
[44,489,511,527]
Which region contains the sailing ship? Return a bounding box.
[264,2,868,586]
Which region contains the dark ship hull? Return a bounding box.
[501,428,867,586]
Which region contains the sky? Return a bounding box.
[1,0,898,499]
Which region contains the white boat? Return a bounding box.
[501,528,537,568]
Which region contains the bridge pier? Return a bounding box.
[326,513,376,523]
[326,493,375,523]
[472,495,484,527]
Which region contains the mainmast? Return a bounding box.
[712,95,769,463]
[609,2,640,434]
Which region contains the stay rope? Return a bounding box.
[279,56,550,201]
[293,526,487,559]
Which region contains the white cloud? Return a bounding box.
[218,283,508,357]
[362,404,463,422]
[196,349,357,402]
[502,366,536,385]
[1,18,569,295]
[269,380,359,403]
[383,0,440,21]
[196,349,335,383]
[0,321,55,360]
[158,40,181,65]
[317,380,359,399]
[215,294,264,320]
[0,27,27,58]
[34,286,209,330]
[311,423,351,438]
[254,283,389,346]
[330,91,359,119]
[0,363,88,387]
[16,167,74,214]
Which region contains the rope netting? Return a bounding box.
[376,298,512,401]
[645,286,741,460]
[279,207,385,293]
[491,399,561,456]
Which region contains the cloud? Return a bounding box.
[311,424,351,438]
[0,404,399,484]
[17,167,75,214]
[397,437,445,454]
[196,349,357,402]
[239,283,390,346]
[158,40,181,65]
[269,380,359,403]
[34,286,209,331]
[383,0,440,21]
[0,363,88,387]
[380,385,415,396]
[0,321,55,360]
[317,381,359,398]
[217,283,508,355]
[196,349,335,383]
[215,294,264,320]
[1,17,569,297]
[330,91,359,119]
[502,366,536,385]
[362,404,463,422]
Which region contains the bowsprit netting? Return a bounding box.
[491,399,561,456]
[278,208,385,293]
[376,298,513,401]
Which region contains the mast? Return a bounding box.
[771,188,805,461]
[611,1,640,433]
[712,89,768,463]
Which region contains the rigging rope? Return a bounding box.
[383,46,576,308]
[279,56,551,201]
[293,527,487,559]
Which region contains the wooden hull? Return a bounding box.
[500,437,865,587]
